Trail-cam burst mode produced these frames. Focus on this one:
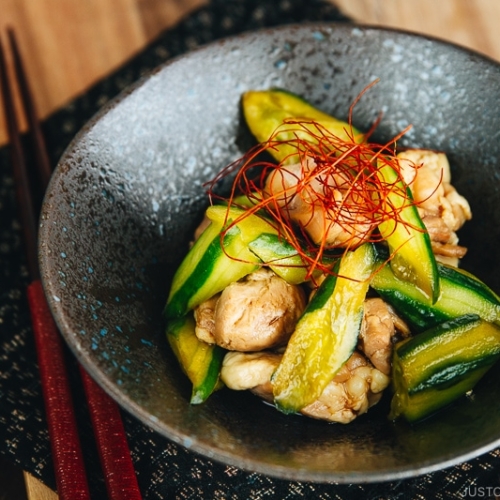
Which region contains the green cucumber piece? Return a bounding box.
[242,89,364,164]
[230,192,265,209]
[376,160,440,303]
[371,256,500,332]
[166,314,225,404]
[272,243,376,413]
[165,205,278,319]
[248,232,337,284]
[390,314,500,422]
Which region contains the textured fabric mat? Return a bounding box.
[0,0,499,498]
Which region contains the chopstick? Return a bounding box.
[0,28,142,500]
[0,30,90,500]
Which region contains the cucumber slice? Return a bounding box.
[390,314,500,422]
[272,243,376,413]
[376,160,440,304]
[242,89,363,164]
[248,232,338,285]
[166,314,225,404]
[165,206,277,319]
[371,255,500,332]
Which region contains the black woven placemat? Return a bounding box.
[1,1,499,498]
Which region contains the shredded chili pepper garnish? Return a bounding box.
[204,96,435,281]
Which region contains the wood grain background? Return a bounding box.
[1,0,500,498]
[0,0,207,145]
[1,0,500,146]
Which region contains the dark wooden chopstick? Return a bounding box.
[0,28,142,500]
[0,34,39,278]
[6,29,52,190]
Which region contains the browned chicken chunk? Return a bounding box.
[221,350,389,424]
[397,149,472,266]
[358,297,410,375]
[194,268,306,352]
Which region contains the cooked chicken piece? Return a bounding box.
[193,293,220,344]
[264,157,376,248]
[389,304,411,338]
[221,351,281,391]
[429,242,469,266]
[221,350,389,424]
[301,352,390,423]
[202,268,306,352]
[358,297,409,375]
[397,149,472,266]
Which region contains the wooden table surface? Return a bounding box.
[1,0,500,498]
[1,0,500,147]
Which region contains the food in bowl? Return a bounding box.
[163,88,500,425]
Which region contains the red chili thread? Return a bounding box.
[204,94,439,281]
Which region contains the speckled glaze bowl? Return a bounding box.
[39,23,500,483]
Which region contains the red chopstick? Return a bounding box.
[0,30,90,500]
[0,28,142,500]
[26,282,92,499]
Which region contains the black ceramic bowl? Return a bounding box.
[39,23,500,483]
